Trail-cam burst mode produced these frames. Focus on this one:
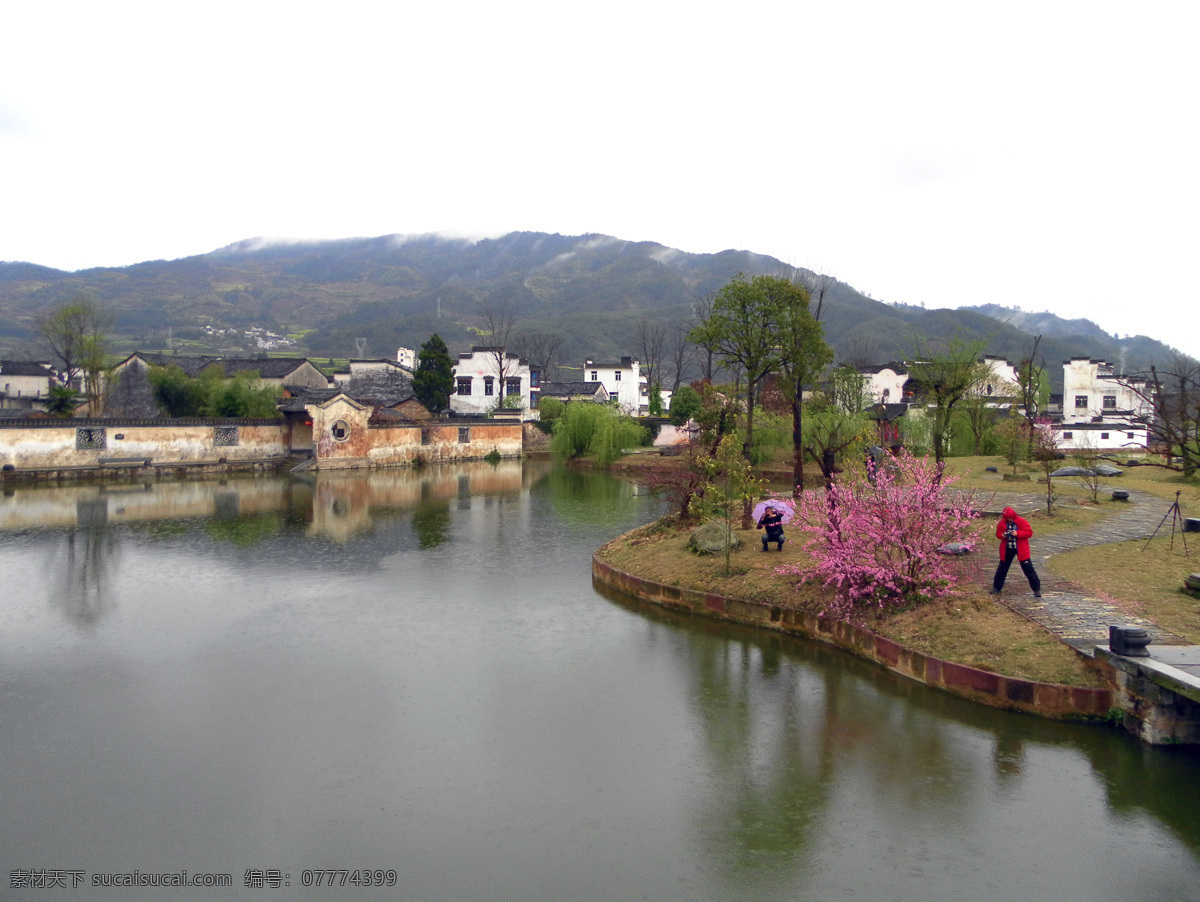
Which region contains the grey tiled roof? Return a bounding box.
[0,360,54,376]
[126,353,321,380]
[540,381,608,398]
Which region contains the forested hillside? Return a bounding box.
[0,231,1184,390]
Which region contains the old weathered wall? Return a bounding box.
[2,414,524,475]
[306,393,523,469]
[0,419,288,470]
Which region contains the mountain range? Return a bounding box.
[0,231,1186,391]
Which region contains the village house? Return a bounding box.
[112,352,329,392]
[857,363,910,404]
[331,359,415,408]
[450,347,540,419]
[582,356,644,415]
[538,381,611,405]
[1054,358,1154,451]
[1061,357,1153,423]
[977,356,1022,399]
[0,360,56,412]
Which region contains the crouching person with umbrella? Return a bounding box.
[753,499,792,552]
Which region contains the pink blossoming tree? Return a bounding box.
[778,450,979,618]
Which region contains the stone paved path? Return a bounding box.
[975,488,1193,654]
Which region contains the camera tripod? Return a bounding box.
[1143,490,1191,556]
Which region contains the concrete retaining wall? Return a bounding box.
[592,553,1113,721]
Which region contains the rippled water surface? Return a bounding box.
[2,462,1199,901]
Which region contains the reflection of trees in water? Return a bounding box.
[204,511,284,547]
[687,633,832,871]
[533,466,639,529]
[46,498,120,625]
[412,500,451,548]
[597,586,999,880]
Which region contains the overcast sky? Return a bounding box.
[3,2,1197,358]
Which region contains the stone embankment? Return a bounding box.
[593,485,1200,736]
[591,555,1113,723]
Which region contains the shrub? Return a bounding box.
[780,449,978,617]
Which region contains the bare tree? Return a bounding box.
[688,291,718,381]
[478,299,520,392]
[839,332,882,368]
[513,331,564,381]
[1119,353,1200,477]
[36,295,113,401]
[664,322,698,393]
[1017,335,1048,457]
[634,318,667,390]
[793,269,836,322]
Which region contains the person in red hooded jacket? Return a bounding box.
[991,506,1041,597]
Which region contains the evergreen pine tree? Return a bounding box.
[412,333,454,414]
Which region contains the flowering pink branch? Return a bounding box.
[777,450,979,618]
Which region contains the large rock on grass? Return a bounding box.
[688,520,741,555]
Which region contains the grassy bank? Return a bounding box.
[598,515,1104,688]
[1049,534,1200,643]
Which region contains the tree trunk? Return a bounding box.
[791,388,804,496]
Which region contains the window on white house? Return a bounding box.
[1126,432,1134,439]
[1063,431,1074,439]
[1101,432,1110,440]
[484,377,494,396]
[506,379,521,396]
[1103,395,1116,409]
[1074,395,1088,408]
[590,371,598,381]
[614,371,621,381]
[456,378,472,396]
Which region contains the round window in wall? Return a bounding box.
[330,420,352,442]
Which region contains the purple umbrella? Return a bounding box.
[752,499,794,525]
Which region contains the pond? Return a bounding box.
[1,461,1198,901]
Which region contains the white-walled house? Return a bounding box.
[978,356,1021,399]
[1055,421,1151,452]
[857,363,909,404]
[1061,358,1153,423]
[583,356,644,414]
[1053,358,1154,453]
[0,360,56,411]
[450,347,540,419]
